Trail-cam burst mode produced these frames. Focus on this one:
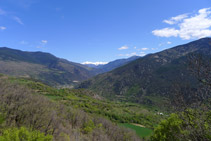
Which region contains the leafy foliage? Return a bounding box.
[151,111,211,141]
[10,76,162,129]
[0,127,52,141]
[151,114,184,141]
[0,76,141,141]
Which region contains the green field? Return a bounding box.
[119,123,153,137]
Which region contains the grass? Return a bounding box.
[6,76,164,128]
[119,123,153,137]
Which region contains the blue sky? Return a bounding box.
[0,0,210,64]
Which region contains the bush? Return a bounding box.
[151,111,211,141]
[0,127,53,141]
[151,113,184,141]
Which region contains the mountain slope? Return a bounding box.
[78,38,211,103]
[0,47,94,86]
[84,56,140,74]
[96,56,140,73]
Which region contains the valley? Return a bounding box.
[0,38,210,140]
[1,1,211,140]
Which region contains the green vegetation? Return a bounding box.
[151,113,184,141]
[0,127,52,141]
[119,123,153,137]
[151,111,211,141]
[8,77,163,129]
[0,47,96,86]
[78,38,211,107]
[0,75,141,140]
[1,38,210,140]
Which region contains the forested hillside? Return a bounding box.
[78,38,211,105]
[0,74,142,140]
[0,47,95,86]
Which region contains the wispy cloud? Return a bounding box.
[163,14,188,25]
[139,53,146,57]
[0,9,24,26]
[119,52,145,57]
[141,48,148,51]
[159,41,172,47]
[82,61,108,65]
[119,52,135,57]
[118,46,129,50]
[0,26,6,30]
[167,41,172,44]
[36,40,48,49]
[152,8,211,40]
[41,40,48,44]
[13,16,24,25]
[0,8,6,15]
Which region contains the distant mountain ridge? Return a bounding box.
[0,47,94,86]
[78,38,211,103]
[84,56,140,74]
[0,47,140,86]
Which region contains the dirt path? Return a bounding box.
[132,123,145,128]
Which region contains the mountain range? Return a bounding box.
[0,38,210,103]
[0,47,140,86]
[85,56,140,74]
[78,38,211,104]
[0,47,95,86]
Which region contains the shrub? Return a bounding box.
[0,127,53,141]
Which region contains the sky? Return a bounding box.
[0,0,211,65]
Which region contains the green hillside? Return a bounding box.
[7,75,163,129]
[0,74,144,140]
[0,47,95,86]
[78,38,211,105]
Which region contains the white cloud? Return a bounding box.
[152,28,179,37]
[41,40,48,44]
[163,14,188,25]
[159,42,172,47]
[141,48,149,51]
[0,26,6,30]
[167,41,172,44]
[134,46,137,49]
[118,46,129,50]
[118,52,137,57]
[139,53,146,57]
[126,52,137,56]
[152,8,211,40]
[13,16,24,25]
[82,61,108,66]
[36,40,48,49]
[119,52,145,57]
